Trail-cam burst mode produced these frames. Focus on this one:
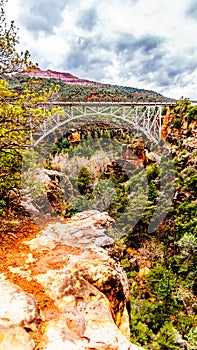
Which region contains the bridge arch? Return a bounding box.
[23,101,176,235]
[33,102,173,146]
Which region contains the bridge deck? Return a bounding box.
[45,101,176,107]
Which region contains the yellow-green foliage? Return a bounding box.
[0,0,62,214]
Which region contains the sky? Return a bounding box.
[5,0,197,100]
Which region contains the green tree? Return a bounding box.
[154,322,178,350]
[186,106,197,124]
[173,118,182,129]
[188,327,197,349]
[146,163,160,182]
[173,99,191,116]
[0,1,60,214]
[146,262,181,316]
[0,79,52,213]
[148,180,159,202]
[0,0,34,77]
[77,166,93,195]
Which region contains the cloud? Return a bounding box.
[137,35,164,54]
[187,0,197,20]
[77,8,98,31]
[62,34,114,81]
[20,0,67,34]
[114,33,165,64]
[114,33,135,53]
[5,0,197,99]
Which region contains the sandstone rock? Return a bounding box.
[175,330,190,349]
[24,234,57,251]
[36,266,137,349]
[0,281,38,349]
[8,266,32,281]
[27,210,114,250]
[145,149,161,163]
[0,327,35,350]
[22,168,70,218]
[1,210,145,350]
[137,267,150,278]
[72,251,131,338]
[182,136,197,152]
[0,281,39,329]
[43,222,113,248]
[42,315,143,350]
[34,247,130,336]
[35,267,107,310]
[69,210,114,228]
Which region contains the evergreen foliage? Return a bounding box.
[77,166,93,195]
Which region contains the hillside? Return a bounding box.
[10,67,175,103]
[1,68,197,349]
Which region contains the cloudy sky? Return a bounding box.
[5,0,197,100]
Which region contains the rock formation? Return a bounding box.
[0,210,143,350]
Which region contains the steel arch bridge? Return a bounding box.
[34,101,175,146]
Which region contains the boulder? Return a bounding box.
[0,281,39,329]
[35,248,130,338]
[42,315,143,350]
[0,327,35,350]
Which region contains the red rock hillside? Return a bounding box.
[15,67,103,87]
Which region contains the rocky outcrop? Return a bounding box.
[15,67,103,87]
[26,210,114,249]
[0,211,143,350]
[21,168,73,217]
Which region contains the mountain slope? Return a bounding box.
[12,67,174,103]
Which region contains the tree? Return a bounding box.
[77,166,93,195]
[173,99,191,116]
[0,1,60,215]
[186,106,197,125]
[0,0,34,77]
[0,79,49,213]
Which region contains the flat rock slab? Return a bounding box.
[26,210,114,250]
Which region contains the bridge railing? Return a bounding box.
[42,100,177,107]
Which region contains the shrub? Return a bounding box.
[173,118,182,129]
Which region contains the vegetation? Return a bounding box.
[7,74,175,103]
[47,98,197,349]
[0,0,60,215]
[122,99,197,349]
[0,0,33,77]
